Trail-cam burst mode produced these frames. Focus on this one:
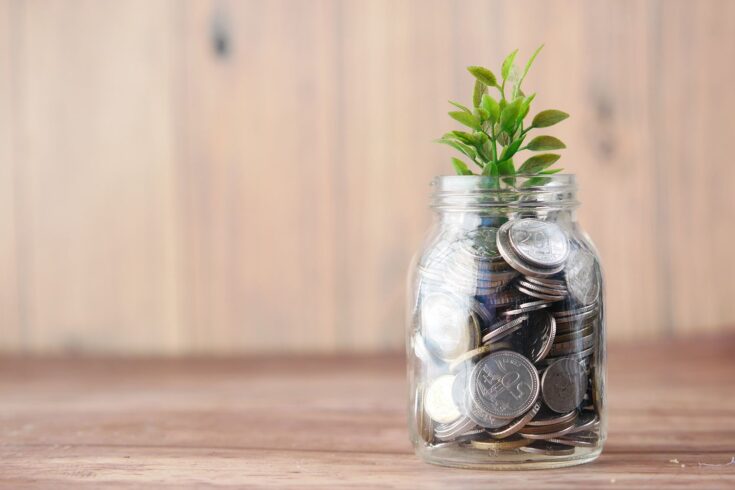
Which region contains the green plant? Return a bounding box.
[437,45,569,183]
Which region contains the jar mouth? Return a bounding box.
[431,174,578,211]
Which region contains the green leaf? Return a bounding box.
[540,167,564,175]
[497,158,516,176]
[480,94,500,124]
[449,111,482,130]
[497,131,510,146]
[436,136,478,162]
[517,44,544,90]
[519,153,561,174]
[500,98,523,134]
[482,161,498,178]
[501,49,518,80]
[519,93,536,120]
[467,66,498,87]
[449,130,475,145]
[527,135,566,151]
[531,109,570,128]
[477,107,490,122]
[521,176,552,188]
[449,100,471,113]
[500,138,524,160]
[472,80,486,108]
[451,157,473,175]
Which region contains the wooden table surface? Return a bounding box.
[1,337,735,489]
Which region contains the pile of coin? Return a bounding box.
[414,218,603,457]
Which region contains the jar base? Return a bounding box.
[416,444,603,470]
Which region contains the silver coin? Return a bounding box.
[496,223,565,277]
[458,227,503,261]
[482,315,528,344]
[568,411,600,435]
[520,441,576,455]
[421,293,478,361]
[434,415,476,441]
[548,434,598,448]
[526,312,557,363]
[518,418,578,440]
[465,395,513,428]
[516,284,567,302]
[488,402,541,439]
[508,219,570,268]
[553,308,599,324]
[470,351,540,419]
[564,246,600,306]
[502,300,551,317]
[550,332,596,356]
[541,358,588,413]
[425,375,462,424]
[526,408,577,427]
[517,279,568,296]
[554,326,594,343]
[524,276,567,291]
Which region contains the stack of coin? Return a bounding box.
[414,217,603,457]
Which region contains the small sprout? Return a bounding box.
[438,46,568,179]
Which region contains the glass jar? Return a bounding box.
[406,175,606,470]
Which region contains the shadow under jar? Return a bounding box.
[407,175,606,470]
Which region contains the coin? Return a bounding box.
[524,276,567,291]
[434,415,476,441]
[488,402,541,439]
[552,303,597,317]
[518,418,577,440]
[507,219,569,268]
[568,411,600,435]
[516,284,567,302]
[471,435,531,450]
[526,407,577,427]
[425,375,462,424]
[549,332,596,356]
[448,342,511,373]
[517,279,568,296]
[564,246,600,306]
[554,326,594,343]
[465,395,513,428]
[497,222,565,277]
[458,227,503,261]
[502,300,551,317]
[421,293,478,361]
[526,312,557,363]
[541,358,588,413]
[520,441,576,455]
[549,431,599,448]
[470,351,540,419]
[482,315,528,344]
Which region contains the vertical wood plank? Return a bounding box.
[0,0,22,351]
[15,0,182,353]
[335,0,456,350]
[656,0,735,335]
[180,0,339,353]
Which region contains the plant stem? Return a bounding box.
[490,126,498,164]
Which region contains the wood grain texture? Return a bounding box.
[1,337,734,488]
[11,0,182,353]
[0,0,22,351]
[1,0,734,353]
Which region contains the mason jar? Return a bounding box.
[406,174,606,469]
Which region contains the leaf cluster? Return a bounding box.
[437,45,569,184]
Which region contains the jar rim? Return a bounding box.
[432,173,577,190]
[430,174,578,211]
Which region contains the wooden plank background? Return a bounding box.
[0,0,734,354]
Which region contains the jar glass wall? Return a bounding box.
[406,175,606,470]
